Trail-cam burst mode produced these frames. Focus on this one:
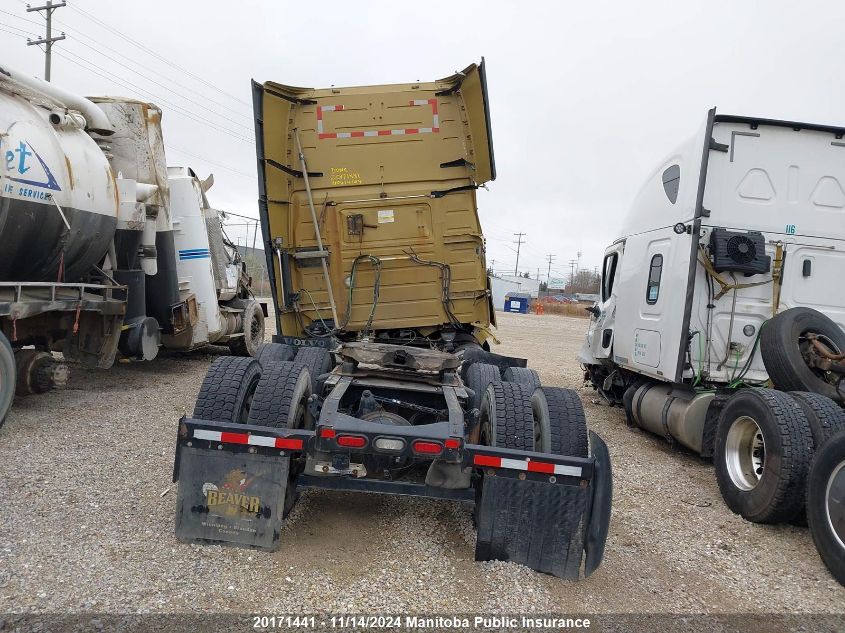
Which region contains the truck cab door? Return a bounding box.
[585,242,624,361]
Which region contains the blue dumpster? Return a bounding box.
[504,294,529,314]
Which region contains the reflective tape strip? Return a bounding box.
[317,99,440,140]
[193,428,303,450]
[472,454,582,478]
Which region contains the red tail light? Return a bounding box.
[320,428,336,439]
[337,434,367,448]
[444,438,462,450]
[412,440,443,455]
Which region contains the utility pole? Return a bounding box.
[27,1,67,82]
[513,232,525,276]
[546,254,555,283]
[568,259,578,286]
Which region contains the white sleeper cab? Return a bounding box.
[580,108,845,586]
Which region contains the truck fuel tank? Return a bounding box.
[628,382,714,454]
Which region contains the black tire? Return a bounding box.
[789,392,845,449]
[246,361,312,518]
[761,307,845,403]
[460,347,501,382]
[479,381,535,450]
[465,362,500,413]
[256,342,296,368]
[807,430,845,587]
[503,366,541,389]
[247,362,312,429]
[193,357,262,424]
[228,301,265,357]
[293,347,334,393]
[533,387,589,457]
[0,331,15,429]
[714,388,813,524]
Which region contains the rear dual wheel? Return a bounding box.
[714,389,813,524]
[193,356,313,518]
[193,357,262,424]
[479,382,588,457]
[807,430,845,587]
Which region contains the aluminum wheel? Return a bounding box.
[825,460,845,550]
[724,415,766,491]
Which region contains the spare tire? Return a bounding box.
[714,388,813,524]
[0,331,15,429]
[761,307,845,403]
[807,429,845,587]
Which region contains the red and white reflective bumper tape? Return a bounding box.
[473,454,582,478]
[193,429,303,451]
[317,99,439,140]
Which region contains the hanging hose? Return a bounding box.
[404,248,462,328]
[341,255,382,336]
[300,254,382,338]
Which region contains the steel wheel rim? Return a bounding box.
[725,415,765,491]
[825,460,845,549]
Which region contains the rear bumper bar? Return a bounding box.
[173,417,612,579]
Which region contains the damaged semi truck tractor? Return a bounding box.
[173,61,612,579]
[580,108,845,585]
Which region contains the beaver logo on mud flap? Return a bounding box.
[202,469,261,517]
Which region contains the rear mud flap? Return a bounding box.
[174,445,290,551]
[474,431,612,580]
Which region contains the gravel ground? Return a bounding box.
[1,311,843,617]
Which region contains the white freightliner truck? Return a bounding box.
[0,64,266,427]
[580,108,845,585]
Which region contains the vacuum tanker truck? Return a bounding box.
[0,64,266,427]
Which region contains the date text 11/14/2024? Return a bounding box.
[251,615,593,629]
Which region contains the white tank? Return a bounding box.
[0,67,118,282]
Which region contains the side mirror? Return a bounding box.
[585,305,601,318]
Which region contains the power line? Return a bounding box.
[0,7,42,28]
[57,36,253,134]
[51,17,253,124]
[165,145,255,181]
[0,24,31,39]
[52,48,254,144]
[25,1,66,81]
[7,1,253,122]
[67,2,251,108]
[512,232,526,276]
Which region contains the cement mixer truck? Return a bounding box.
[0,64,266,427]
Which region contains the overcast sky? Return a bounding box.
[2,0,843,280]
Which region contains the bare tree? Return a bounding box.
[565,270,600,294]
